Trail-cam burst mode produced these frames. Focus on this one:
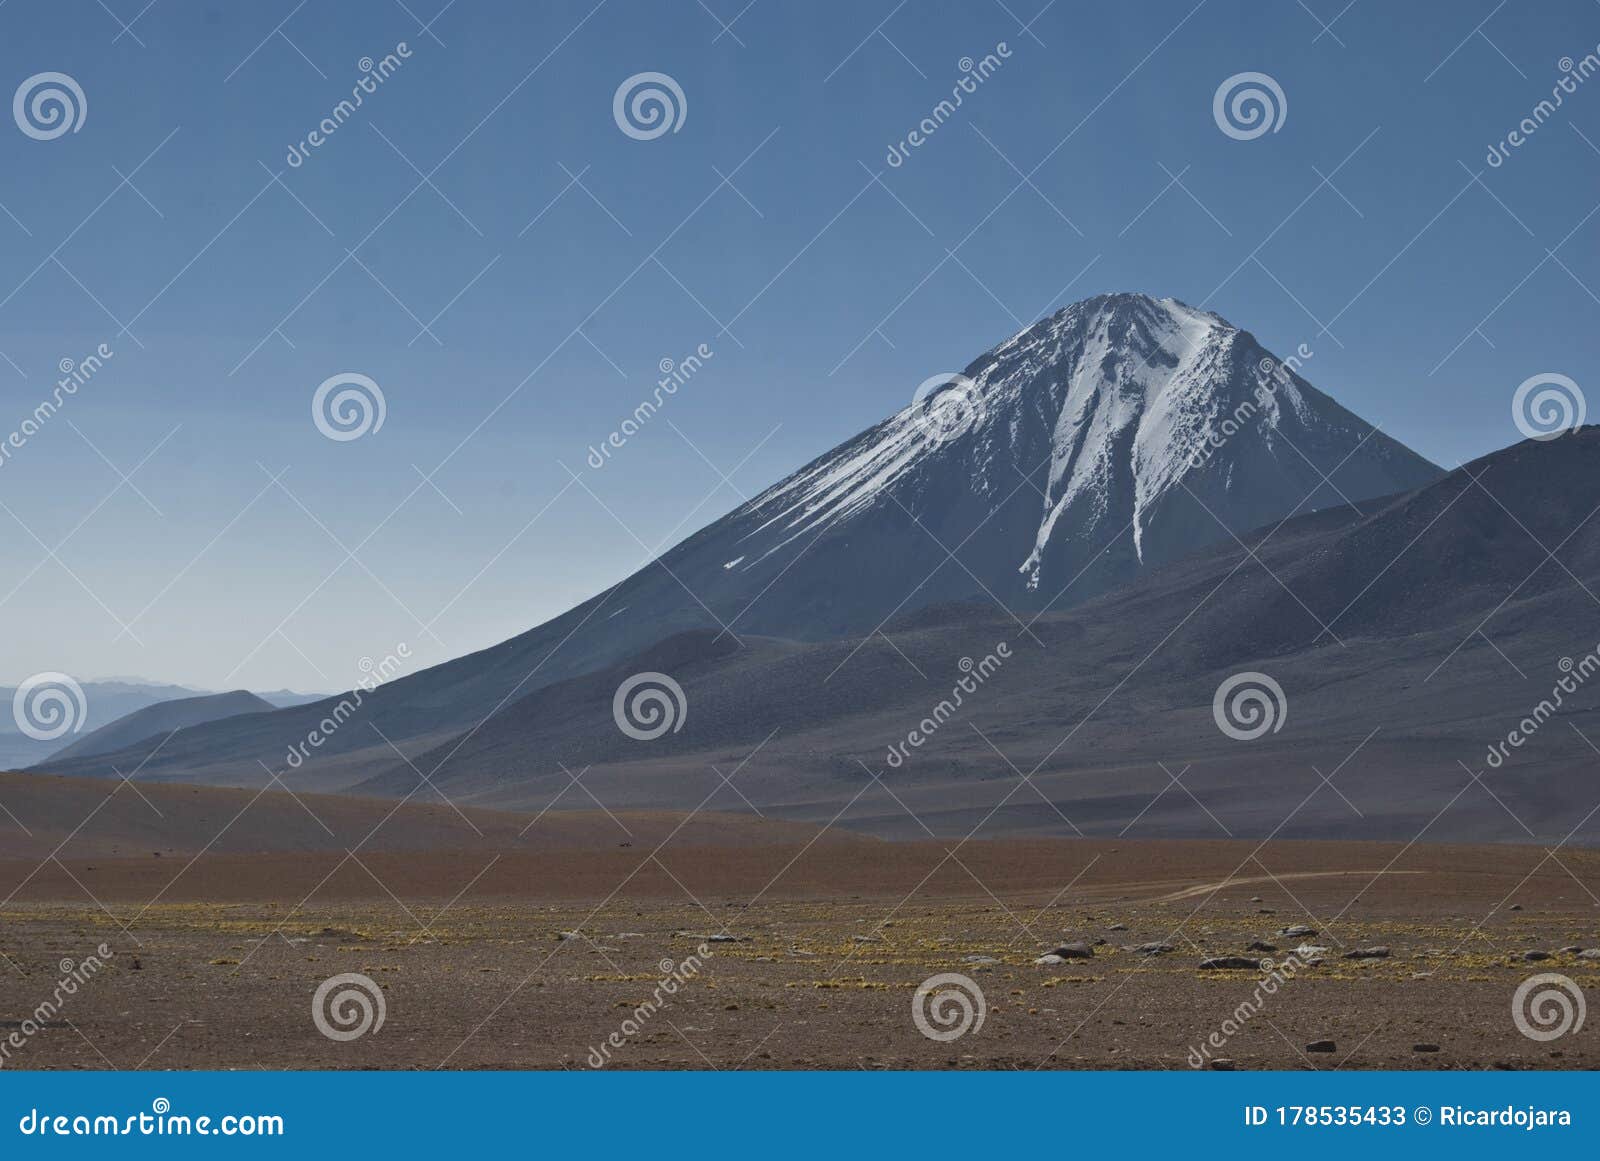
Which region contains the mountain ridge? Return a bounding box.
[46,690,277,766]
[349,428,1600,845]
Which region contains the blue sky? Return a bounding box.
[1,0,1596,691]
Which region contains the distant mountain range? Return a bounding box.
[0,680,324,771]
[30,294,1598,844]
[46,690,278,765]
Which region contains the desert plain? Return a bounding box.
[0,774,1596,1070]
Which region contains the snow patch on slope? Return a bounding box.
[1019,296,1233,580]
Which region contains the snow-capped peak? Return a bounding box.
[719,293,1434,603]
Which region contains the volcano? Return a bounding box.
[33,293,1441,797]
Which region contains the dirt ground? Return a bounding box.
[1,837,1596,1070]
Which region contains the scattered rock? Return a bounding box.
[1107,923,1127,932]
[1559,946,1585,955]
[1199,956,1263,971]
[1039,941,1094,961]
[1210,1058,1236,1071]
[1523,950,1552,962]
[1249,896,1262,903]
[672,932,746,943]
[1133,942,1175,956]
[1246,941,1277,953]
[1343,946,1390,960]
[1294,945,1330,958]
[962,955,1000,965]
[1278,925,1317,938]
[1413,1043,1440,1053]
[1306,1040,1336,1053]
[555,930,583,942]
[851,934,884,943]
[1579,949,1600,961]
[1509,903,1523,911]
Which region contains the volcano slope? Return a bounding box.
[347,429,1600,846]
